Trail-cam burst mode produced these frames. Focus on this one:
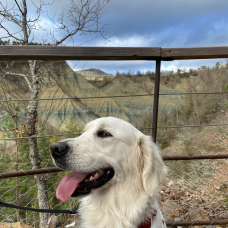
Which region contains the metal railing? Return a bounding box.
[1,45,228,227]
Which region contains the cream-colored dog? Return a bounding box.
[51,117,167,228]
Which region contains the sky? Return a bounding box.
[1,0,228,75]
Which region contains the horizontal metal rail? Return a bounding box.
[163,154,228,160]
[0,167,63,178]
[166,219,228,226]
[157,123,228,129]
[1,46,228,60]
[0,92,227,102]
[1,154,228,178]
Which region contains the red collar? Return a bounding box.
[138,209,157,228]
[138,217,152,228]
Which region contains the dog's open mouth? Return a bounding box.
[56,168,114,202]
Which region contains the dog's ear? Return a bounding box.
[136,135,167,196]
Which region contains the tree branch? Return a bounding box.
[0,23,24,41]
[0,66,32,91]
[55,28,80,46]
[44,0,110,46]
[14,0,23,14]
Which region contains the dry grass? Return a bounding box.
[0,222,33,228]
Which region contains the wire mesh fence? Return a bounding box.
[0,54,228,228]
[0,153,228,227]
[0,172,80,228]
[162,159,228,223]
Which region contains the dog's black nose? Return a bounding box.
[50,142,69,159]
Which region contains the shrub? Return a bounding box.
[161,138,169,150]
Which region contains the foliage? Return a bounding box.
[226,83,228,90]
[198,65,208,70]
[192,70,198,76]
[136,70,142,76]
[161,138,169,150]
[49,134,60,145]
[61,114,83,138]
[1,101,23,138]
[215,61,220,69]
[189,68,193,75]
[115,71,120,77]
[0,39,10,45]
[183,140,193,156]
[177,68,189,78]
[177,69,181,75]
[149,72,155,80]
[0,39,43,46]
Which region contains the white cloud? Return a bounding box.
[161,59,227,73]
[96,36,154,47]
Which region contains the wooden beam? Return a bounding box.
[0,46,161,60]
[1,45,228,61]
[162,46,228,60]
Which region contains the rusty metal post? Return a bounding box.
[152,59,161,142]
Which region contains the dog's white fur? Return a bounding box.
[55,117,167,228]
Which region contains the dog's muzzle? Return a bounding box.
[50,142,69,159]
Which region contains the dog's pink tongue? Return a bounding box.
[56,172,88,202]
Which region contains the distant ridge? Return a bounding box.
[76,68,113,78]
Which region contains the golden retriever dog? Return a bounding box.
[51,117,167,228]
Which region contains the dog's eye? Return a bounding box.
[98,130,112,137]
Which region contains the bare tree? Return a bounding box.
[0,0,110,227]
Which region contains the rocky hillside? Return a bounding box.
[0,61,186,130]
[76,68,113,78]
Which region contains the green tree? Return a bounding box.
[215,62,220,69]
[0,38,10,45]
[199,65,207,70]
[61,114,83,138]
[136,70,142,76]
[161,138,169,150]
[1,101,23,221]
[177,69,181,75]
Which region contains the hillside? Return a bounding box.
[0,61,187,130]
[76,68,113,78]
[1,61,227,136]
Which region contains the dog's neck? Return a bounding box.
[78,175,157,228]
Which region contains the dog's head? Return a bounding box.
[51,117,167,202]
